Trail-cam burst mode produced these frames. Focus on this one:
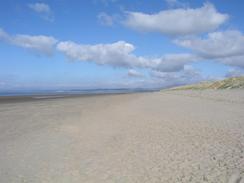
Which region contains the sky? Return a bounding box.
[0,0,244,90]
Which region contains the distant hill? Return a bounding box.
[169,76,244,90]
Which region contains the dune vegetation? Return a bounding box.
[169,76,244,90]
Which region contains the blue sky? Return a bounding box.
[0,0,244,90]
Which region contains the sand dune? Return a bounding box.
[0,90,244,182]
[171,76,244,90]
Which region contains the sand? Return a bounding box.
[0,90,243,183]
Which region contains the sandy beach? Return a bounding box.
[0,90,244,183]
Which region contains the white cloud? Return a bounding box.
[123,3,228,36]
[128,69,143,77]
[0,28,58,55]
[175,30,244,68]
[57,40,150,68]
[175,30,244,58]
[220,55,244,68]
[12,35,57,55]
[2,27,199,71]
[0,28,8,40]
[28,3,51,13]
[28,3,54,21]
[57,40,198,72]
[97,12,114,26]
[151,53,199,72]
[150,65,203,87]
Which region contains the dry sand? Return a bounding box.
[0,90,244,183]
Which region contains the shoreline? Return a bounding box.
[0,91,154,104]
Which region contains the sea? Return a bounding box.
[0,88,159,98]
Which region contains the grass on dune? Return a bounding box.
[167,76,244,90]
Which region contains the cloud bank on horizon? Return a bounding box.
[0,0,244,89]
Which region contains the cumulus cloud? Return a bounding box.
[151,53,199,72]
[175,30,244,58]
[220,55,244,68]
[0,28,8,40]
[175,30,244,68]
[97,12,114,26]
[2,27,199,71]
[128,69,144,77]
[1,29,212,87]
[28,3,54,21]
[57,40,198,72]
[150,65,203,87]
[28,3,51,13]
[123,3,228,36]
[11,35,57,55]
[57,41,148,68]
[0,28,58,55]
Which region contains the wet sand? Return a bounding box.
[0,90,243,182]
